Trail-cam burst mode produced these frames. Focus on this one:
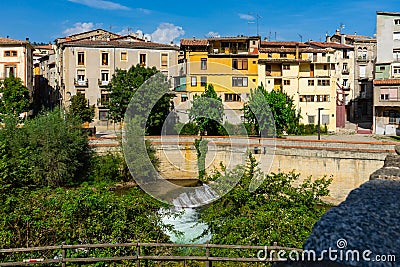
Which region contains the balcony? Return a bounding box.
[357,56,368,62]
[98,79,109,87]
[74,78,88,87]
[342,69,350,75]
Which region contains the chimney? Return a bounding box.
[336,29,341,35]
[341,34,346,44]
[295,44,299,59]
[326,35,331,42]
[26,37,30,42]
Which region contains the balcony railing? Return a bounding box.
[342,69,349,75]
[74,78,88,87]
[357,56,368,61]
[98,79,109,87]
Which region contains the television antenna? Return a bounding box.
[248,12,262,36]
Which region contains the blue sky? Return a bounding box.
[1,0,399,44]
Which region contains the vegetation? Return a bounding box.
[68,92,95,123]
[0,75,30,118]
[189,84,224,136]
[106,64,175,134]
[199,153,332,254]
[244,84,301,136]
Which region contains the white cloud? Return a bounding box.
[150,23,185,44]
[67,0,130,10]
[63,22,95,36]
[239,13,255,20]
[206,31,220,38]
[136,8,151,14]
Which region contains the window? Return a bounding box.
[389,110,400,124]
[100,91,109,105]
[283,80,290,85]
[121,51,127,61]
[232,77,248,87]
[380,88,398,101]
[77,52,85,65]
[393,49,400,61]
[200,76,207,87]
[5,65,16,78]
[299,95,315,102]
[395,19,400,25]
[77,69,85,82]
[191,76,197,87]
[99,110,109,121]
[181,94,188,102]
[308,115,315,124]
[161,53,168,68]
[394,66,400,75]
[101,52,109,65]
[201,58,207,70]
[343,63,348,71]
[268,53,272,58]
[360,66,366,78]
[324,65,328,70]
[343,50,349,59]
[283,64,290,70]
[322,114,330,125]
[380,66,386,71]
[225,93,241,102]
[101,71,109,85]
[317,79,330,86]
[140,54,146,66]
[232,59,248,70]
[393,32,400,40]
[4,50,17,57]
[316,95,330,102]
[280,53,287,58]
[343,79,348,87]
[308,80,314,86]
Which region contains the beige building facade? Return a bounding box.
[54,29,180,124]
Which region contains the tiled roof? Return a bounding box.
[260,41,308,47]
[308,41,353,49]
[374,79,400,85]
[180,39,208,46]
[63,39,178,50]
[34,44,53,50]
[0,37,28,44]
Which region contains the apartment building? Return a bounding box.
[178,36,260,123]
[54,29,180,124]
[329,30,376,124]
[258,41,337,131]
[373,12,400,134]
[0,37,34,94]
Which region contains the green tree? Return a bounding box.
[106,64,175,134]
[244,84,301,136]
[69,92,95,123]
[199,153,331,252]
[0,108,90,190]
[189,84,224,136]
[0,76,30,118]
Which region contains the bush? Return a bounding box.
[174,122,199,135]
[0,109,91,190]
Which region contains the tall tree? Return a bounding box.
[189,84,224,136]
[69,92,95,123]
[106,64,174,134]
[244,84,301,136]
[0,76,30,118]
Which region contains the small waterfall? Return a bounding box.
[159,185,217,244]
[172,184,219,208]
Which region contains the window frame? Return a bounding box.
[232,77,248,87]
[77,52,85,66]
[201,58,207,70]
[224,93,241,102]
[191,76,197,87]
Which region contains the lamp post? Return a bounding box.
[318,108,324,140]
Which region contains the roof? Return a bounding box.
[259,47,330,53]
[308,41,353,49]
[373,79,400,85]
[0,37,29,45]
[63,39,179,50]
[34,44,53,50]
[260,41,308,48]
[180,39,208,46]
[377,11,400,16]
